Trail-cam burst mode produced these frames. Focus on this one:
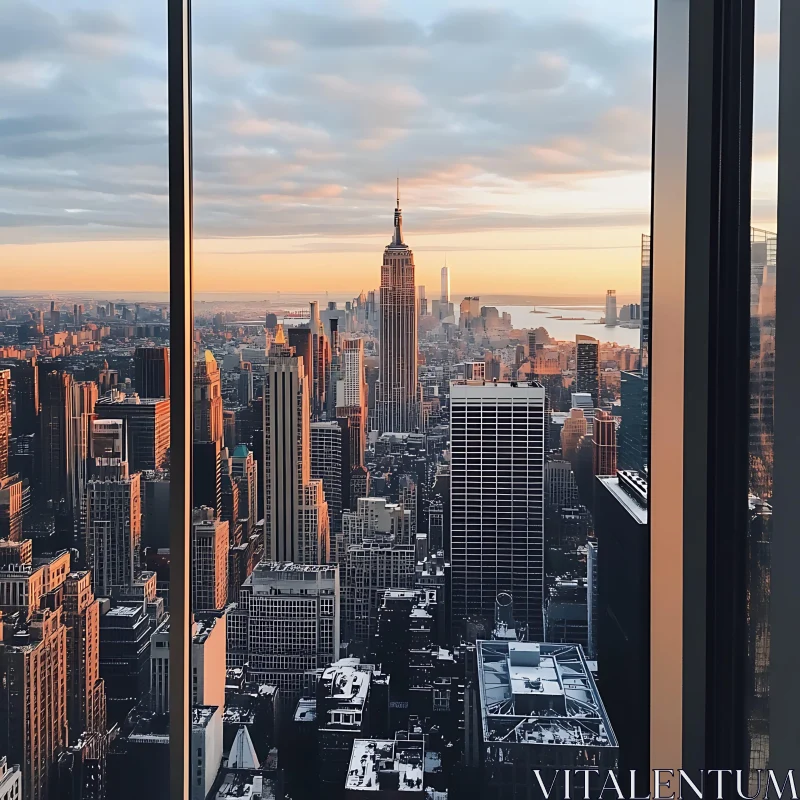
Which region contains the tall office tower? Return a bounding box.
[575,335,600,407]
[50,301,59,327]
[40,371,74,513]
[223,410,236,449]
[85,458,141,597]
[0,370,9,480]
[134,346,170,399]
[560,408,588,461]
[192,507,229,612]
[450,381,546,636]
[418,285,428,317]
[98,603,152,726]
[263,326,326,563]
[298,480,330,565]
[0,607,68,800]
[544,460,579,510]
[194,351,224,513]
[0,475,24,542]
[594,469,648,787]
[592,409,617,476]
[288,326,313,405]
[94,394,170,472]
[63,571,107,744]
[605,289,617,326]
[194,350,224,445]
[235,562,340,710]
[440,264,450,305]
[641,233,651,369]
[10,360,39,436]
[374,185,421,433]
[237,361,254,406]
[311,421,350,536]
[337,497,414,640]
[336,337,368,470]
[219,448,241,545]
[71,380,98,536]
[231,445,258,539]
[306,303,329,418]
[618,370,648,473]
[587,540,598,659]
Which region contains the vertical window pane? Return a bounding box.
[191,2,654,798]
[0,3,172,798]
[746,0,779,782]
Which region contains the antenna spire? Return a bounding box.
[396,172,400,208]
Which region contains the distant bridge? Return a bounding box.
[282,311,311,319]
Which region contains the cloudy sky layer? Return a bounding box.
[0,0,778,296]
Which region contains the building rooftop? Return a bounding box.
[476,641,617,749]
[216,773,279,800]
[192,705,219,728]
[319,661,371,720]
[294,698,317,724]
[597,472,647,524]
[346,739,425,793]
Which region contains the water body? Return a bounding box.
[495,305,642,347]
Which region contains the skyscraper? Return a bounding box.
[71,381,98,538]
[641,233,651,369]
[310,420,350,536]
[374,185,421,433]
[231,445,258,540]
[440,264,450,305]
[192,507,229,612]
[0,370,9,480]
[575,335,600,407]
[262,326,327,563]
[85,432,141,596]
[194,351,224,513]
[561,408,588,461]
[234,562,340,710]
[450,381,546,635]
[9,360,38,437]
[336,337,367,470]
[134,346,170,399]
[63,571,106,744]
[94,394,170,472]
[0,607,68,800]
[618,370,648,474]
[40,371,74,513]
[605,289,617,326]
[592,409,617,476]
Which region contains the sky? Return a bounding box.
[0,0,779,299]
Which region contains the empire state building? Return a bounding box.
[374,183,421,433]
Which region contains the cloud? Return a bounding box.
[0,0,662,249]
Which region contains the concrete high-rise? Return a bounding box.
[592,409,617,476]
[561,408,588,461]
[374,185,421,433]
[94,394,170,472]
[311,420,350,536]
[233,561,340,710]
[192,507,229,612]
[134,346,170,399]
[0,607,68,800]
[40,371,74,513]
[336,337,368,470]
[262,327,328,563]
[63,571,106,744]
[450,381,546,635]
[605,289,617,326]
[85,449,141,597]
[0,370,9,480]
[619,370,648,474]
[641,233,651,368]
[230,445,258,539]
[194,351,224,513]
[9,360,38,437]
[575,335,600,407]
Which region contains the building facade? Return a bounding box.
[450,381,545,636]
